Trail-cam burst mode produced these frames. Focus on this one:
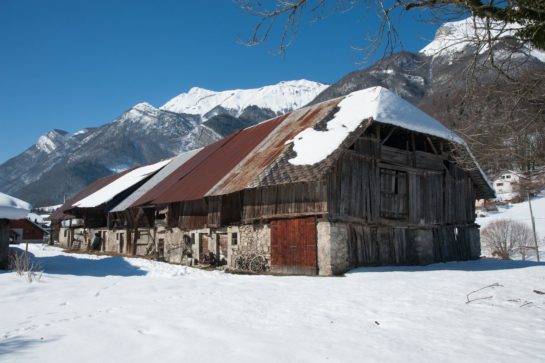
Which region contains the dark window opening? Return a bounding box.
[231,232,238,246]
[379,168,408,219]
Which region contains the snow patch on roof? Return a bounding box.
[74,159,171,208]
[0,192,31,220]
[288,87,462,166]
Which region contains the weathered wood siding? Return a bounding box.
[241,182,327,222]
[346,224,480,266]
[328,137,476,227]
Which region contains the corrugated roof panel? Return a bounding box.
[152,115,287,204]
[110,148,202,212]
[130,134,236,207]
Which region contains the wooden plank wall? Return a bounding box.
[347,224,480,266]
[241,181,327,222]
[329,137,476,227]
[328,150,377,222]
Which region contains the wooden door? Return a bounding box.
[218,234,228,259]
[199,234,209,263]
[271,217,317,275]
[119,232,125,254]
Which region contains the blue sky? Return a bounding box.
[0,0,442,163]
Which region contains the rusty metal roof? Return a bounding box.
[150,114,287,204]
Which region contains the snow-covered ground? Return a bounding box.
[1,245,544,363]
[477,190,545,261]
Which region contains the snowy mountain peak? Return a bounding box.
[160,79,329,118]
[187,87,215,95]
[421,17,545,62]
[36,129,69,154]
[132,102,156,112]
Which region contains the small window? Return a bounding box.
[231,232,238,246]
[506,175,511,179]
[64,229,68,237]
[496,182,503,187]
[190,233,195,245]
[379,168,408,219]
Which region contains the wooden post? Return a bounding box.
[527,193,540,262]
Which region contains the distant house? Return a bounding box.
[9,219,48,244]
[0,192,31,269]
[493,171,526,200]
[53,87,494,275]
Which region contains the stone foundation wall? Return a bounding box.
[231,224,271,270]
[317,221,350,276]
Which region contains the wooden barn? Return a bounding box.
[9,218,48,244]
[54,87,494,275]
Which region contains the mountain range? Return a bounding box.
[2,17,544,206]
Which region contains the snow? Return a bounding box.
[288,87,463,166]
[36,136,58,154]
[73,159,171,208]
[421,17,545,63]
[477,190,545,260]
[26,213,45,224]
[0,192,31,220]
[1,244,544,363]
[110,148,202,212]
[115,103,166,128]
[35,205,62,213]
[160,80,328,117]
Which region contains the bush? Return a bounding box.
[9,243,43,282]
[481,219,535,260]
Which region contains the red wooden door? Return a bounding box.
[271,217,317,275]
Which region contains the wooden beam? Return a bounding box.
[426,136,439,155]
[381,127,397,145]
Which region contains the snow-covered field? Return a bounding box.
[477,191,545,261]
[1,244,544,363]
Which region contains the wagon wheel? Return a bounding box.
[249,255,267,273]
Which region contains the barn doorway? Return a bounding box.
[217,233,228,261]
[199,234,209,263]
[271,217,317,275]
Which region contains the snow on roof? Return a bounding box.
[110,148,202,212]
[0,192,31,220]
[73,159,171,208]
[288,87,463,166]
[288,86,494,195]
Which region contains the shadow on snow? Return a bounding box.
[0,336,59,357]
[6,248,147,277]
[347,258,545,274]
[35,254,147,277]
